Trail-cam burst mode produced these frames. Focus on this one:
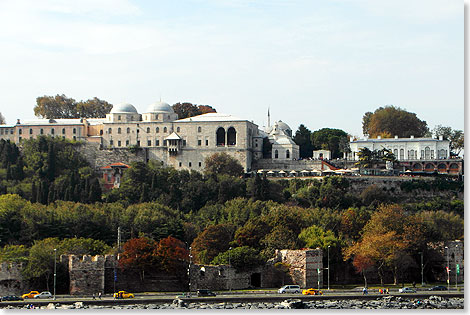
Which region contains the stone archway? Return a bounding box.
[412,163,423,171]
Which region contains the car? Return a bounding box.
[113,291,134,299]
[398,287,416,293]
[1,295,23,301]
[429,285,448,291]
[21,291,39,299]
[197,289,216,297]
[278,285,301,294]
[34,291,52,299]
[302,288,323,295]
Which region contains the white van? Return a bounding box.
[278,285,301,294]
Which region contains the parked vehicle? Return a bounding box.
[1,295,23,301]
[113,291,134,299]
[429,286,447,291]
[34,291,52,299]
[398,287,416,293]
[278,285,301,294]
[21,291,39,299]
[197,289,216,297]
[302,288,323,295]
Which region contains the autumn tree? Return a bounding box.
[190,224,234,264]
[204,153,244,177]
[311,128,348,159]
[34,94,112,119]
[119,237,157,281]
[293,124,314,158]
[172,102,216,119]
[362,105,429,138]
[154,236,188,273]
[432,125,464,156]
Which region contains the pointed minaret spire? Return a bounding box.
[267,107,271,128]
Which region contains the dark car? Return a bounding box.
[1,295,23,302]
[429,286,448,291]
[197,289,216,297]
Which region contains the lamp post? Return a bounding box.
[228,247,232,293]
[53,249,57,300]
[419,251,424,286]
[455,244,458,291]
[445,246,449,291]
[327,245,330,291]
[188,247,192,296]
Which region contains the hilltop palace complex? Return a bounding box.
[0,101,460,175]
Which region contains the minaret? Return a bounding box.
[267,107,271,128]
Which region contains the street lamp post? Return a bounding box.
[228,247,232,293]
[419,251,424,286]
[188,247,192,296]
[53,249,57,300]
[455,244,458,291]
[327,246,330,291]
[445,246,449,291]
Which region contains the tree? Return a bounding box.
[190,224,234,264]
[0,112,5,124]
[204,153,244,177]
[34,94,112,119]
[293,124,314,158]
[298,225,340,249]
[432,125,464,156]
[311,128,348,159]
[154,236,188,273]
[362,105,429,138]
[197,105,217,115]
[172,103,217,119]
[211,246,264,271]
[119,237,158,281]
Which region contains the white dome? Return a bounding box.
[110,103,138,114]
[145,101,174,113]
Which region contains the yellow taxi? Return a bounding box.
[22,291,40,299]
[113,291,134,299]
[302,288,323,295]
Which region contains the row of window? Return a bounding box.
[274,149,290,159]
[109,139,188,147]
[0,129,14,135]
[17,136,77,142]
[108,126,209,135]
[178,161,203,168]
[16,128,78,135]
[393,148,447,160]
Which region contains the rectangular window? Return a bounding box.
[73,128,76,134]
[189,162,192,167]
[183,140,186,146]
[147,140,151,146]
[51,128,55,135]
[40,129,44,135]
[10,129,13,134]
[199,162,202,167]
[29,128,33,134]
[156,139,160,146]
[431,150,434,159]
[179,162,182,167]
[126,140,129,146]
[19,136,22,141]
[110,140,113,146]
[118,140,121,147]
[136,140,140,146]
[206,139,209,146]
[198,140,202,146]
[163,140,167,146]
[18,129,22,135]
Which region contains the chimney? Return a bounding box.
[410,135,414,139]
[16,119,20,124]
[394,135,398,139]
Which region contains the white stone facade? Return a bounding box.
[346,136,451,161]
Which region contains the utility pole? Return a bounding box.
[420,251,424,286]
[327,246,330,291]
[229,247,232,293]
[455,244,458,291]
[188,247,192,296]
[117,226,121,260]
[445,246,449,291]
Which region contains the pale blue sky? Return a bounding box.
[0,0,463,137]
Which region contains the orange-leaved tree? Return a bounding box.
[119,237,157,281]
[154,236,188,273]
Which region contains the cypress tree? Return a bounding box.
[260,174,270,201]
[15,156,24,180]
[5,163,12,180]
[47,142,56,181]
[88,178,102,203]
[140,183,149,203]
[31,181,37,203]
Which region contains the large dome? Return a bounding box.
[145,101,174,113]
[110,103,138,114]
[276,120,291,132]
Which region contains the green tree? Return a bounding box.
[293,124,314,158]
[362,105,429,138]
[34,94,112,119]
[298,225,340,249]
[76,97,113,118]
[311,128,348,159]
[204,153,244,177]
[211,246,264,271]
[22,238,61,290]
[432,125,464,156]
[0,244,29,263]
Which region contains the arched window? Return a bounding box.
[425,147,431,159]
[156,127,159,133]
[399,149,404,160]
[413,163,423,171]
[393,149,398,157]
[438,163,447,172]
[286,150,290,159]
[275,150,279,159]
[118,128,121,134]
[216,127,225,146]
[198,126,202,133]
[62,128,65,135]
[227,127,236,145]
[127,127,130,134]
[164,127,167,133]
[100,130,103,135]
[438,149,446,159]
[425,163,434,171]
[108,128,112,134]
[177,127,180,132]
[146,127,150,133]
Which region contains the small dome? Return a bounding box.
[110,103,138,114]
[145,101,174,114]
[276,120,291,132]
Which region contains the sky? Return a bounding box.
[0,0,464,137]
